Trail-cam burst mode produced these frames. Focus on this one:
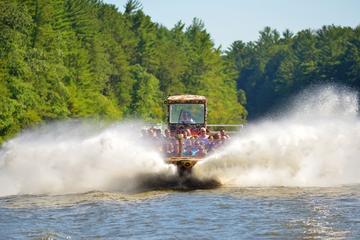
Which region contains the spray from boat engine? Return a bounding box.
[1,85,360,196]
[0,121,175,196]
[195,85,360,187]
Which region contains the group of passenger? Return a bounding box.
[142,127,230,158]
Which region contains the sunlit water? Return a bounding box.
[1,85,360,239]
[1,187,360,239]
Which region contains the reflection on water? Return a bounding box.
[1,186,359,239]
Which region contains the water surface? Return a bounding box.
[1,186,360,239]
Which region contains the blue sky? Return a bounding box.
[103,0,360,49]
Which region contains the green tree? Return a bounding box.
[129,65,163,121]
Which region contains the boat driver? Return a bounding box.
[179,110,195,124]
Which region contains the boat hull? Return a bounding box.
[165,157,200,176]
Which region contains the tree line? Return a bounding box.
[225,25,360,118]
[0,0,245,143]
[1,0,359,144]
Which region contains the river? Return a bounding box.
[1,186,360,239]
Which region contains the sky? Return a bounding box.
[103,0,360,49]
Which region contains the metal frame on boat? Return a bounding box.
[164,95,242,176]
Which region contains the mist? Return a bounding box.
[1,85,360,196]
[0,121,173,196]
[196,85,360,187]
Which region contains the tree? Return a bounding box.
[124,0,142,15]
[129,65,163,121]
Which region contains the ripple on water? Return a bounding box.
[0,186,359,239]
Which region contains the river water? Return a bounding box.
[1,85,360,239]
[1,186,360,239]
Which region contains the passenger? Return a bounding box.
[213,133,222,148]
[175,128,183,138]
[206,127,211,135]
[147,128,156,139]
[182,129,188,139]
[149,128,162,150]
[220,129,230,140]
[184,131,192,146]
[164,129,171,139]
[198,127,209,145]
[199,127,209,137]
[162,129,171,153]
[206,135,215,152]
[183,145,193,157]
[165,142,175,156]
[196,145,207,158]
[184,128,192,139]
[174,141,182,156]
[155,128,162,139]
[170,130,176,138]
[191,140,201,155]
[143,128,157,144]
[188,136,196,149]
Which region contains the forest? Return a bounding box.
[226,25,360,118]
[1,0,360,144]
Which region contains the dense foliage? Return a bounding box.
[0,0,245,143]
[225,26,360,118]
[1,0,359,144]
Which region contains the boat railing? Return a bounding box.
[207,124,244,134]
[143,123,244,133]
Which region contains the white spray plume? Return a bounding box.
[0,121,173,196]
[196,85,360,187]
[1,85,360,196]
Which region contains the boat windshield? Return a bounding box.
[169,104,205,124]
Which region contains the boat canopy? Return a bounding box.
[166,95,207,104]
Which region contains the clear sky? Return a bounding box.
[103,0,360,49]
